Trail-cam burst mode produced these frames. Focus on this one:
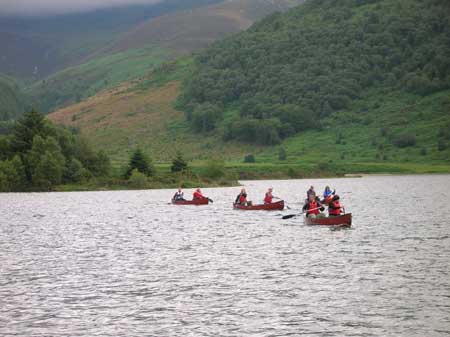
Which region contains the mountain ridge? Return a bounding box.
[25,0,305,113]
[98,0,304,56]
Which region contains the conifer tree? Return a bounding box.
[171,153,188,173]
[10,109,47,154]
[126,149,154,177]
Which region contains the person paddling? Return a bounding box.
[172,187,185,201]
[302,194,325,218]
[328,195,343,216]
[264,187,274,204]
[193,188,205,200]
[235,188,248,205]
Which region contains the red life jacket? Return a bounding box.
[329,200,341,215]
[193,191,203,199]
[325,195,333,204]
[239,194,247,204]
[264,193,273,204]
[308,201,319,215]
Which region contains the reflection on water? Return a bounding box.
[1,175,450,336]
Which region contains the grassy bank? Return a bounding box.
[51,160,450,192]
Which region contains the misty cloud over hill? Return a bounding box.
[0,0,164,16]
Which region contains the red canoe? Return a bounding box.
[172,198,209,205]
[304,213,352,226]
[233,200,284,211]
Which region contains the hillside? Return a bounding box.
[48,0,450,173]
[100,0,304,55]
[48,59,259,167]
[26,46,171,113]
[48,57,450,174]
[180,0,450,146]
[0,0,222,79]
[26,0,304,114]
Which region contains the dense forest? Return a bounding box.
[0,110,110,191]
[179,0,450,144]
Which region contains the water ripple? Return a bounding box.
[1,175,450,336]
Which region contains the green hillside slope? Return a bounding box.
[25,0,304,114]
[48,57,450,174]
[26,46,171,113]
[179,0,450,146]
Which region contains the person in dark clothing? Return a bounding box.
[172,187,185,201]
[302,194,325,218]
[306,185,315,200]
[235,188,248,205]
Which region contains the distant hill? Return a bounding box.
[26,0,304,113]
[0,0,223,79]
[99,0,304,56]
[26,46,171,113]
[0,31,59,78]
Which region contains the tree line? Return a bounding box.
[0,110,110,192]
[0,109,199,192]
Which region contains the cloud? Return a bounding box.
[0,0,164,16]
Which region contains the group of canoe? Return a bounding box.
[171,186,352,227]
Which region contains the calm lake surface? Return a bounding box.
[1,175,450,336]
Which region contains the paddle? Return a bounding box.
[272,196,290,209]
[207,197,214,203]
[282,206,321,220]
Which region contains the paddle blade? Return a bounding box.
[282,214,297,220]
[208,198,214,203]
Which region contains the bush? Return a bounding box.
[393,133,417,148]
[171,153,188,173]
[0,156,26,192]
[76,138,111,177]
[243,154,255,163]
[287,167,297,178]
[204,159,225,179]
[64,158,89,183]
[129,169,148,189]
[438,140,447,151]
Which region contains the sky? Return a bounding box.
[0,0,164,16]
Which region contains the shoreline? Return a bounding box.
[50,170,450,193]
[2,164,449,193]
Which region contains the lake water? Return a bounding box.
[1,175,450,336]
